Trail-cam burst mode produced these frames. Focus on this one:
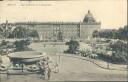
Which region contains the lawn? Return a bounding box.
[29,42,92,54]
[29,42,68,54]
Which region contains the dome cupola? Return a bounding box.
[83,10,96,23]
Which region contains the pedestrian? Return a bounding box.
[0,55,2,66]
[21,64,25,72]
[107,62,110,69]
[54,63,59,73]
[37,61,45,79]
[44,44,46,47]
[6,67,10,79]
[39,66,45,79]
[6,70,9,79]
[47,66,51,80]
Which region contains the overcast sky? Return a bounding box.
[0,0,127,29]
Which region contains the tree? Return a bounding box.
[92,25,128,64]
[109,40,128,64]
[14,40,32,52]
[65,40,80,54]
[9,26,39,39]
[118,25,128,40]
[0,23,13,38]
[92,25,128,40]
[111,51,127,63]
[92,30,99,38]
[10,26,28,38]
[29,30,39,38]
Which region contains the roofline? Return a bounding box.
[13,22,101,25]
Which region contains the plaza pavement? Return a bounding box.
[1,54,127,82]
[0,42,127,82]
[29,42,128,81]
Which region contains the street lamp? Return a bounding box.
[0,51,2,81]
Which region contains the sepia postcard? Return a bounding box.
[0,0,127,82]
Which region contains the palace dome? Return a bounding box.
[83,10,96,23]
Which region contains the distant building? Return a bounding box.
[1,10,101,41]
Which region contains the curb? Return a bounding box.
[55,54,127,71]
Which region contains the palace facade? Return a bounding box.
[1,10,101,41]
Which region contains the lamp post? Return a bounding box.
[0,51,2,81]
[126,46,128,81]
[107,61,110,69]
[59,55,60,63]
[106,47,110,69]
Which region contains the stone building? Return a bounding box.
[1,10,101,41]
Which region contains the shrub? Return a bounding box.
[111,51,127,64]
[65,40,79,54]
